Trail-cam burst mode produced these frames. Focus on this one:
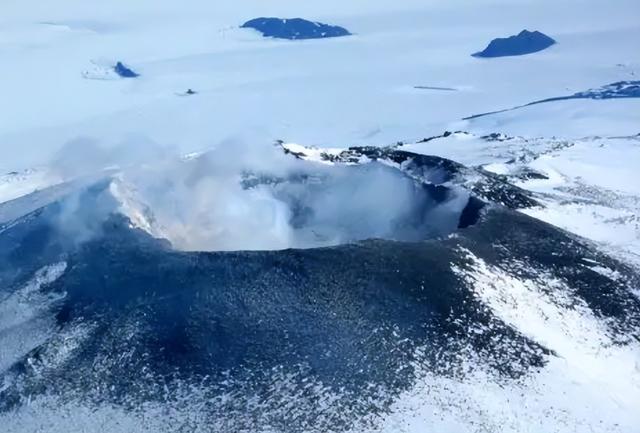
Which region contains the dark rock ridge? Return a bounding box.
[241,17,351,40]
[561,80,640,100]
[472,30,556,58]
[464,80,640,120]
[311,146,541,209]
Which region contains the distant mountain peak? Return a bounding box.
[473,30,556,58]
[241,17,351,40]
[114,61,139,78]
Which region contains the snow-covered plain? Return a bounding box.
[1,0,639,172]
[1,0,640,432]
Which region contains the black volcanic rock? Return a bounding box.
[114,61,139,78]
[473,30,556,58]
[241,17,351,40]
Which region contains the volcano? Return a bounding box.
[1,147,638,432]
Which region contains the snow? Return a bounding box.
[375,249,640,433]
[0,168,62,205]
[401,130,640,269]
[281,142,346,164]
[515,137,640,266]
[1,0,639,172]
[464,98,640,137]
[0,263,67,373]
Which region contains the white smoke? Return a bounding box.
[47,136,469,251]
[49,135,172,181]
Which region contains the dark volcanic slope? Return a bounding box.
[1,150,639,432]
